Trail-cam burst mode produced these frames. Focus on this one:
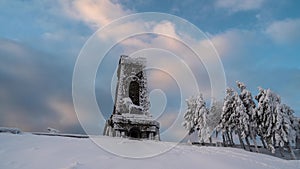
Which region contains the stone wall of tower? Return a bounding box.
[113,55,150,115]
[104,55,160,140]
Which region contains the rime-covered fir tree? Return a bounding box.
[233,92,248,149]
[255,87,268,148]
[183,96,198,135]
[207,100,223,141]
[219,87,251,149]
[275,104,297,159]
[258,89,281,153]
[197,101,210,143]
[294,117,300,149]
[219,88,236,146]
[256,88,282,153]
[256,87,298,158]
[182,94,209,143]
[237,81,259,152]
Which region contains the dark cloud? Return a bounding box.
[0,39,85,133]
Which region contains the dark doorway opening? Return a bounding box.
[128,127,141,139]
[129,81,140,105]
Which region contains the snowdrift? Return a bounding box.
[0,133,299,169]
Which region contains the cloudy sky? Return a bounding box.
[0,0,300,141]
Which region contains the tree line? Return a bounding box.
[183,81,300,159]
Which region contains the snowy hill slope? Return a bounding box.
[0,133,299,169]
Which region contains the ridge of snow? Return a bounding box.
[0,127,22,134]
[0,133,299,169]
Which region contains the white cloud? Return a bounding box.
[60,0,231,115]
[265,18,300,44]
[201,29,252,57]
[107,21,231,101]
[59,0,246,60]
[153,21,179,39]
[215,0,265,12]
[60,0,131,29]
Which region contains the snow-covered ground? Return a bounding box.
[0,133,299,169]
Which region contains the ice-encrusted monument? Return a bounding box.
[103,55,160,140]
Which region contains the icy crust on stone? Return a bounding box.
[129,104,144,114]
[119,97,147,115]
[112,114,159,127]
[115,56,150,115]
[121,55,146,65]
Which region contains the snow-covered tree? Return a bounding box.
[183,96,198,135]
[236,81,259,152]
[182,93,210,143]
[197,106,210,143]
[233,92,249,150]
[255,87,298,158]
[275,104,297,159]
[255,87,268,148]
[218,86,252,149]
[256,88,281,153]
[218,88,236,146]
[294,117,300,149]
[183,82,300,158]
[207,100,223,141]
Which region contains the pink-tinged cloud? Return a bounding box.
[61,0,131,29]
[47,98,79,127]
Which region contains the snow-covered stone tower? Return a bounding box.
[103,55,160,140]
